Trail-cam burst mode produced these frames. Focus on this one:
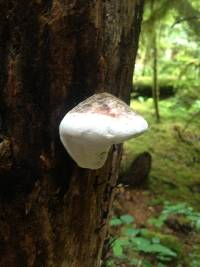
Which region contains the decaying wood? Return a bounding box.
[119,152,152,188]
[0,1,144,266]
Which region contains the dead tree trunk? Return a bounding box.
[0,1,144,267]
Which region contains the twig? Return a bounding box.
[171,16,200,28]
[183,110,200,133]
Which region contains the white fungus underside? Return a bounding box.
[59,112,148,169]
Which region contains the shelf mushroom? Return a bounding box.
[59,93,148,170]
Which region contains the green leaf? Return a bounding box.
[140,228,149,235]
[106,259,114,267]
[112,240,123,257]
[148,217,164,228]
[150,244,177,257]
[130,258,139,266]
[163,202,187,214]
[109,217,122,226]
[118,238,130,246]
[152,237,160,244]
[142,259,153,267]
[131,237,152,253]
[120,214,135,224]
[124,228,140,236]
[196,219,200,230]
[157,255,172,262]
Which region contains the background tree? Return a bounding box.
[151,0,160,122]
[0,1,144,267]
[133,0,200,117]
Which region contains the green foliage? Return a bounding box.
[134,0,200,110]
[121,99,200,205]
[106,203,200,266]
[112,239,124,257]
[116,98,200,267]
[148,202,200,231]
[148,215,167,229]
[140,230,182,255]
[107,214,178,267]
[109,214,135,226]
[131,236,177,260]
[109,217,123,226]
[120,214,135,224]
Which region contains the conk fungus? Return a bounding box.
[59,93,148,170]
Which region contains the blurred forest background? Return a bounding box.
[103,0,200,266]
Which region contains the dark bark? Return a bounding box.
[0,1,144,267]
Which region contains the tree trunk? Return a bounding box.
[150,0,160,123]
[0,1,144,267]
[152,29,160,122]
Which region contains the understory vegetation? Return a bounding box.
[103,98,200,267]
[103,0,200,265]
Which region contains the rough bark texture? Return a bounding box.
[0,1,144,267]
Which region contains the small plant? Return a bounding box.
[106,214,177,267]
[148,202,200,231]
[110,214,135,226]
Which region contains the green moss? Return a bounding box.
[118,98,200,266]
[122,98,200,208]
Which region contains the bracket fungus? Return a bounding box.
[59,93,148,170]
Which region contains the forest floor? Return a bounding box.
[103,98,200,267]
